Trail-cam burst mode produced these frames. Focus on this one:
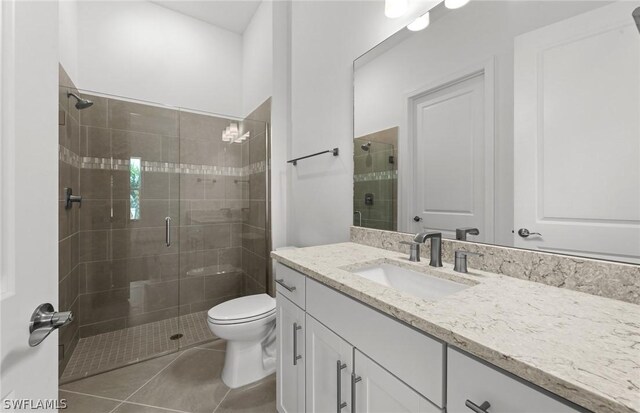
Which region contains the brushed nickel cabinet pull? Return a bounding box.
[276,278,296,292]
[337,360,347,412]
[293,322,302,365]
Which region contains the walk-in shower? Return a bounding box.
[58,66,271,382]
[353,129,398,231]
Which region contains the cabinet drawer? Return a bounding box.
[274,263,306,309]
[447,348,582,413]
[306,278,445,407]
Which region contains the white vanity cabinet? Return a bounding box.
[305,315,353,412]
[353,350,441,413]
[305,314,438,413]
[276,292,306,413]
[447,348,581,413]
[275,262,582,413]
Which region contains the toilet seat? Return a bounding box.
[208,294,276,325]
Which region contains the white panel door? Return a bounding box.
[305,315,353,413]
[353,350,442,413]
[276,294,306,413]
[1,0,60,408]
[414,72,492,241]
[514,2,640,263]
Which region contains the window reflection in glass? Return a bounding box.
[130,157,141,220]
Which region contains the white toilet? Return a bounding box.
[207,293,276,389]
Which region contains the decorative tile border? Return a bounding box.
[350,226,640,304]
[353,170,397,182]
[59,145,267,177]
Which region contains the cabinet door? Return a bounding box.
[447,348,581,413]
[353,350,442,413]
[306,315,354,413]
[276,294,306,413]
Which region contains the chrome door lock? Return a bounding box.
[29,303,73,347]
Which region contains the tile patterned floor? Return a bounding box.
[62,311,215,382]
[59,341,276,413]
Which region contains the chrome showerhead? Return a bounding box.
[361,141,371,151]
[67,92,93,110]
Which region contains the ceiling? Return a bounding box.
[152,0,262,34]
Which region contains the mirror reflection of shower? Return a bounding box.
[67,92,93,110]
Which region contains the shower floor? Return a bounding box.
[61,311,215,383]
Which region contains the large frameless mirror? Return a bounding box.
[353,0,640,264]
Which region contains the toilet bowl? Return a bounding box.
[207,294,276,389]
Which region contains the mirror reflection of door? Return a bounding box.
[413,70,493,242]
[514,2,640,263]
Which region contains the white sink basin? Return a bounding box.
[352,263,469,301]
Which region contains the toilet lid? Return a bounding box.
[208,294,276,322]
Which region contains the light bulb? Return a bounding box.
[444,0,470,9]
[407,12,430,31]
[385,0,408,18]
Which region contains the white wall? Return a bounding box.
[59,0,79,82]
[75,1,243,116]
[270,0,291,250]
[287,1,431,246]
[243,0,273,117]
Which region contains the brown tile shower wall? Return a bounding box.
[58,65,81,374]
[73,95,261,338]
[241,99,271,296]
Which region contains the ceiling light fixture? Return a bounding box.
[221,123,249,144]
[407,12,430,31]
[444,0,470,9]
[385,0,408,18]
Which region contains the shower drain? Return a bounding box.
[170,333,183,340]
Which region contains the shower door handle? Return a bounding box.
[165,217,172,247]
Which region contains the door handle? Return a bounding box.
[517,228,542,238]
[465,400,491,413]
[413,216,423,222]
[337,360,347,412]
[29,303,73,347]
[351,373,361,413]
[165,217,172,247]
[292,322,302,365]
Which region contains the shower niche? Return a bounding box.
[58,66,271,381]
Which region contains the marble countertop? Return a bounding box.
[271,242,640,413]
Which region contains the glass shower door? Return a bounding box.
[60,89,183,381]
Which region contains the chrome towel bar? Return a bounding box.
[288,148,339,166]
